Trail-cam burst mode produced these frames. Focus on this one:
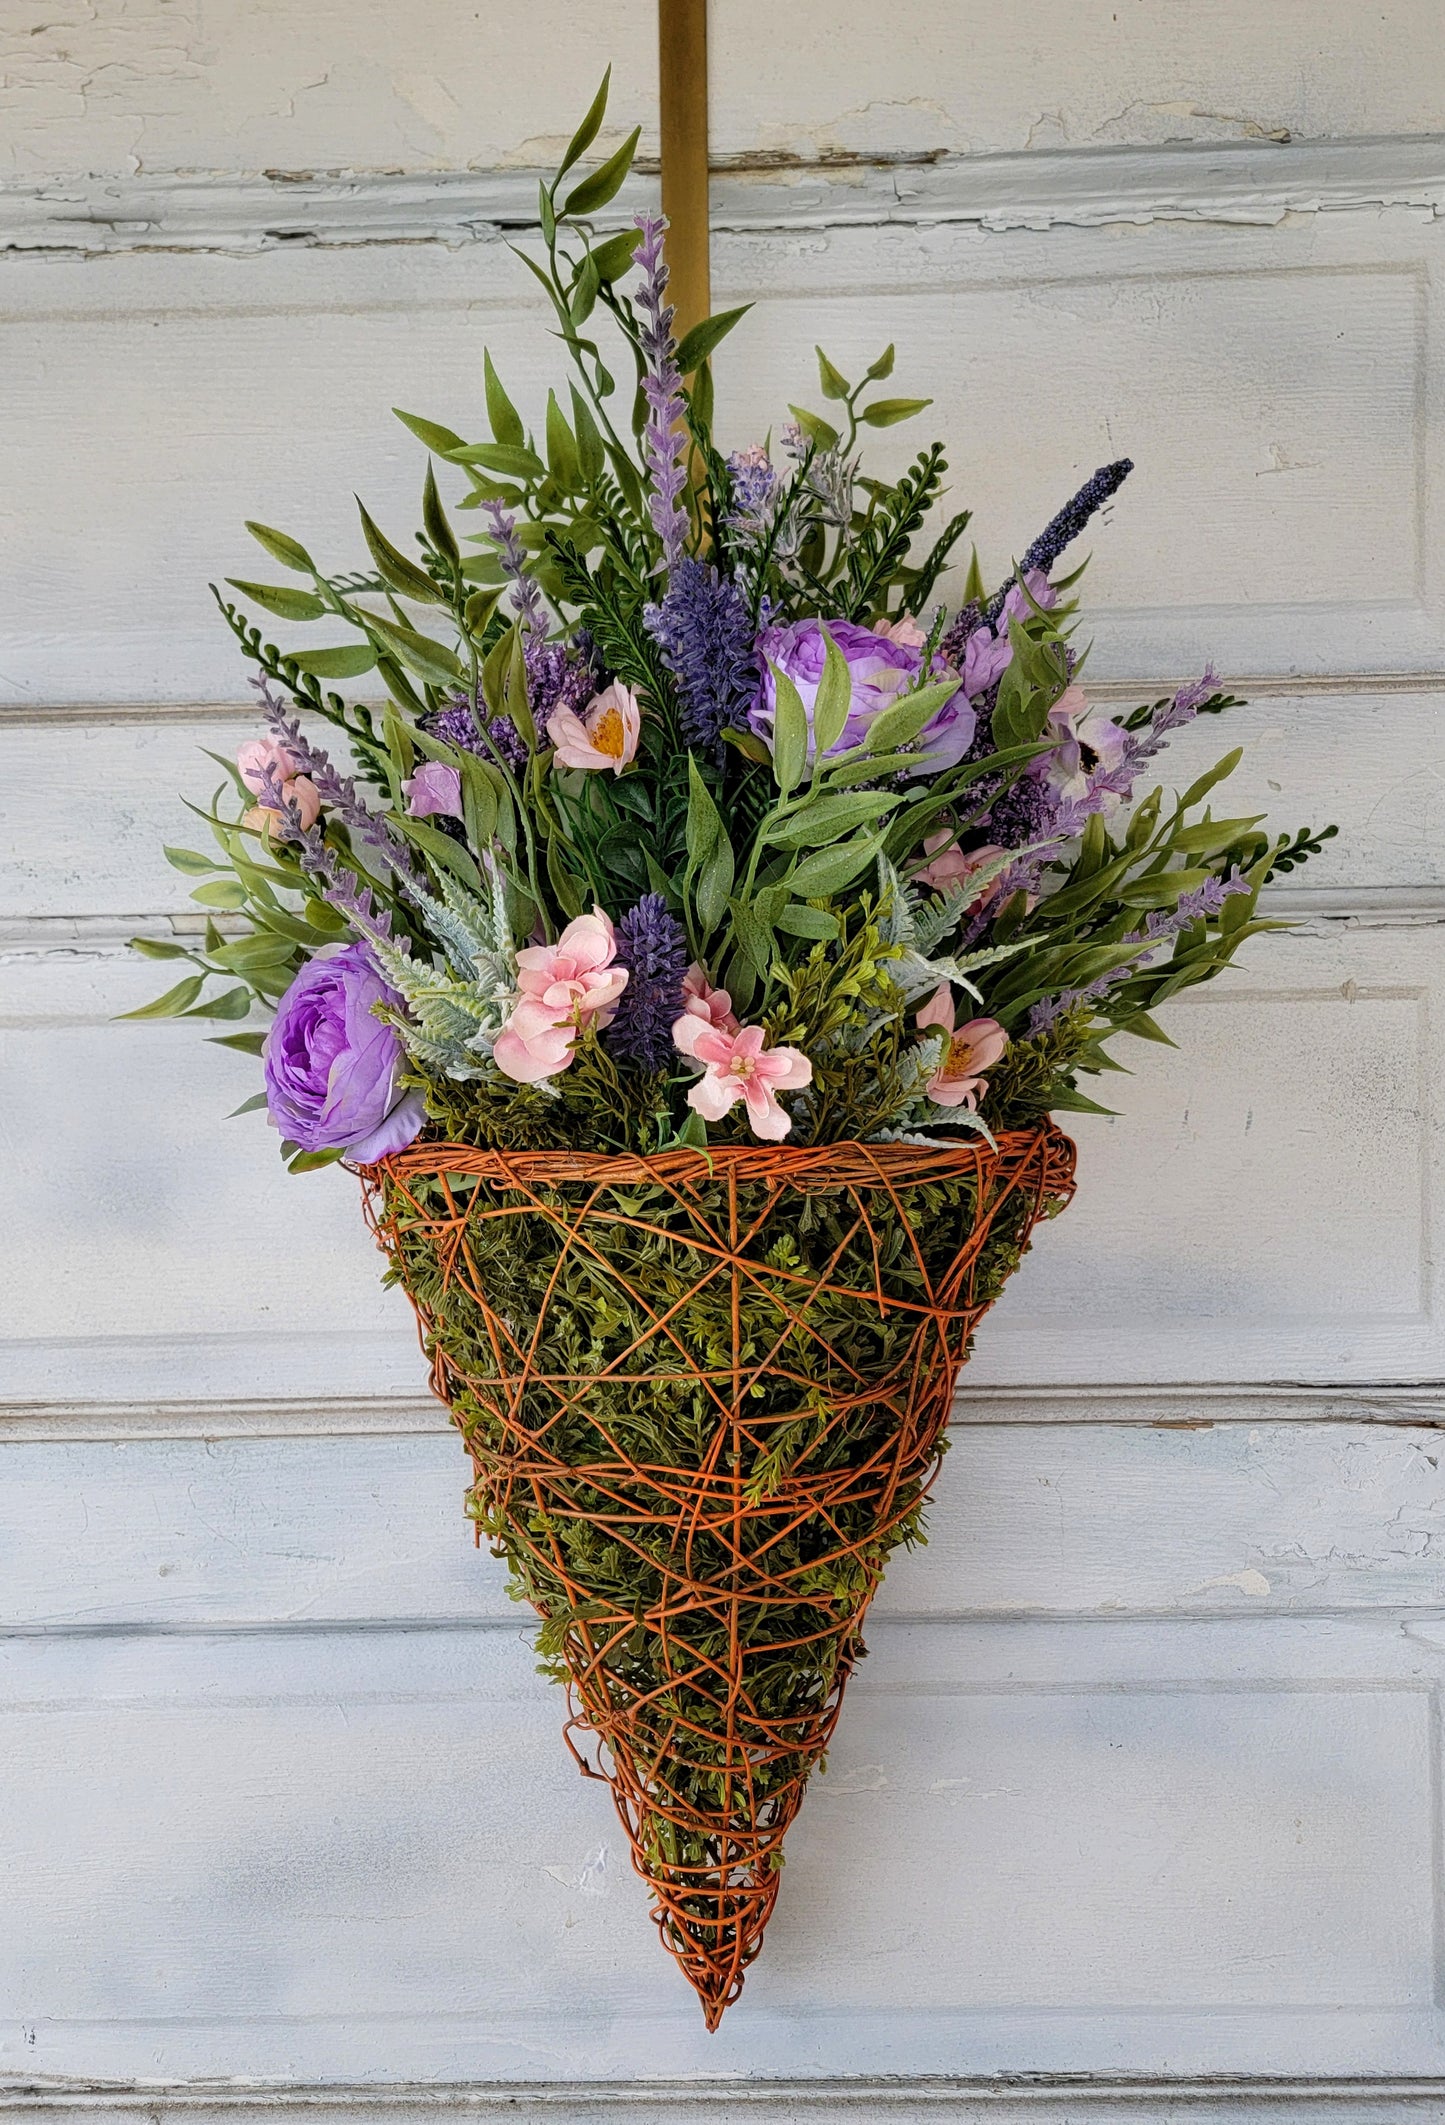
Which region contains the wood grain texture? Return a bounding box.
[2,1423,1440,1631]
[1,202,1442,705]
[1,1,1439,182]
[0,1620,1441,2083]
[3,924,1442,1403]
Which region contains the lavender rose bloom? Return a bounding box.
[263,945,425,1161]
[749,616,975,777]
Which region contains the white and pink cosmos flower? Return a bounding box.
[492,908,629,1084]
[673,1019,812,1141]
[916,984,1008,1110]
[547,681,641,775]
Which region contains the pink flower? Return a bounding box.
[918,834,1008,902]
[681,1023,812,1141]
[673,962,740,1054]
[1046,683,1130,811]
[547,681,641,775]
[493,908,629,1084]
[403,762,462,819]
[237,735,304,795]
[242,775,321,839]
[916,985,1008,1109]
[872,612,929,650]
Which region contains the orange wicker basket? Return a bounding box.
[362,1123,1075,2025]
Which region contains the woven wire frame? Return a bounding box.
[362,1126,1075,2027]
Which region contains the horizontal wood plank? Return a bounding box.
[3,1422,1441,1630]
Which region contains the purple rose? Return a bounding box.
[749,616,976,777]
[263,945,425,1161]
[403,761,462,819]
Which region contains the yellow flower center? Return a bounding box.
[589,702,626,758]
[945,1031,979,1075]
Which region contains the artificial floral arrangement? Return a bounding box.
[130,73,1333,2025]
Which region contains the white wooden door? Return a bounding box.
[3,7,1445,2120]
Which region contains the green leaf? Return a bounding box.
[482,350,525,449]
[859,396,933,428]
[228,1092,269,1117]
[1179,747,1243,811]
[422,462,459,569]
[815,346,850,400]
[288,1146,346,1174]
[393,407,467,454]
[244,521,315,574]
[164,846,222,875]
[185,985,253,1020]
[362,611,464,688]
[128,935,190,960]
[865,342,896,381]
[356,500,441,604]
[810,625,852,758]
[1114,867,1213,909]
[557,68,611,179]
[561,125,640,217]
[770,667,809,797]
[569,385,605,484]
[1171,813,1267,858]
[776,904,840,940]
[446,440,546,480]
[209,1030,268,1055]
[860,676,958,755]
[287,643,378,679]
[117,974,206,1019]
[722,725,772,766]
[786,830,887,898]
[545,390,580,490]
[674,305,753,376]
[225,579,328,621]
[392,811,483,892]
[684,757,736,937]
[786,405,841,451]
[591,228,639,283]
[763,791,901,848]
[728,898,776,979]
[190,877,248,910]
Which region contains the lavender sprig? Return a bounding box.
[480,498,546,636]
[632,214,690,575]
[644,558,760,757]
[1043,663,1224,839]
[983,459,1133,629]
[1027,870,1251,1034]
[253,676,427,895]
[252,761,407,958]
[607,893,688,1071]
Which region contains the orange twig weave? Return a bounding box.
[362,1125,1075,2026]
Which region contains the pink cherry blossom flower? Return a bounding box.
[872,612,929,650]
[682,1023,812,1141]
[917,834,1009,902]
[1045,683,1131,811]
[547,681,641,775]
[403,762,462,819]
[672,962,740,1054]
[493,908,629,1083]
[916,985,1008,1109]
[237,735,304,795]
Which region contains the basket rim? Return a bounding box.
[357,1121,1072,1190]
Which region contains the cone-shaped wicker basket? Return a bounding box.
[361,1124,1075,2026]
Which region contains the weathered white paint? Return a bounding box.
[3,922,1442,1403]
[5,13,1445,2115]
[2,199,1444,706]
[1,1423,1440,1630]
[0,1620,1441,2083]
[1,0,1440,183]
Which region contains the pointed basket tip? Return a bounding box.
[364,1129,1077,2012]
